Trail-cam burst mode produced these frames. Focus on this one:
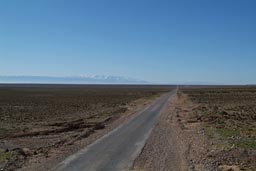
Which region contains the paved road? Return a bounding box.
[54,89,176,171]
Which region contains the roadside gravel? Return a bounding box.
[133,92,210,171]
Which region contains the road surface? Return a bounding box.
[54,89,176,171]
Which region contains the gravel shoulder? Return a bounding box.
[133,92,211,171]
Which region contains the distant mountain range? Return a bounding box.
[0,75,149,84]
[181,81,219,85]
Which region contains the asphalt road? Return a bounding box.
[54,89,176,171]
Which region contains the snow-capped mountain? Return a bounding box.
[0,75,149,84]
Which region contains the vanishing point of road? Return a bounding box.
[54,89,176,171]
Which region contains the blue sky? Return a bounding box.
[1,0,256,84]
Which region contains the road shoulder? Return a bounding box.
[133,92,209,171]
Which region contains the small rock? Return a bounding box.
[13,147,33,157]
[22,148,33,157]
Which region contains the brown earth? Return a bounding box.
[134,86,256,171]
[0,84,173,171]
[182,87,256,171]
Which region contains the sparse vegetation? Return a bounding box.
[0,151,12,163]
[181,86,256,170]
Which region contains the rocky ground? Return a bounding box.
[183,87,256,171]
[2,85,255,171]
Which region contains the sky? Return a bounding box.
[0,0,256,84]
